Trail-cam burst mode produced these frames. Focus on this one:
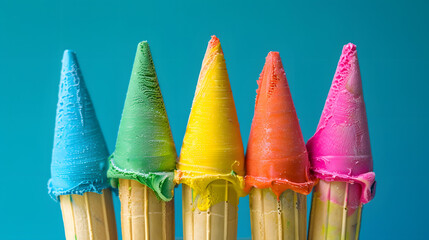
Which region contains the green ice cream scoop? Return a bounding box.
[108,41,177,201]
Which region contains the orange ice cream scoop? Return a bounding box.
[244,52,315,198]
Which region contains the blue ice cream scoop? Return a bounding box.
[48,50,110,200]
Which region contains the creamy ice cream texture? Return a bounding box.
[107,41,177,201]
[245,52,315,198]
[306,43,376,204]
[48,50,110,200]
[175,36,245,210]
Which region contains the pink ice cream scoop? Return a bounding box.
[306,43,376,204]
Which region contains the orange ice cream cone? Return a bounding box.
[245,52,315,240]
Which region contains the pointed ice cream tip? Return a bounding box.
[137,41,150,53]
[48,50,110,200]
[206,35,223,53]
[208,35,220,49]
[61,50,80,81]
[107,41,177,201]
[255,51,282,102]
[331,43,364,95]
[245,51,314,197]
[62,49,77,64]
[200,35,224,69]
[306,43,376,204]
[343,42,357,52]
[267,51,280,59]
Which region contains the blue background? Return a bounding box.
[1,0,427,239]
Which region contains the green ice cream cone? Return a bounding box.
[108,41,177,201]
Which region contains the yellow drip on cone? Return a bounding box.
[176,36,245,211]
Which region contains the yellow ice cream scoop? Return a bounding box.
[176,35,245,211]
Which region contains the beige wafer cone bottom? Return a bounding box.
[119,179,174,240]
[182,180,238,240]
[308,180,362,240]
[249,188,306,240]
[59,188,117,240]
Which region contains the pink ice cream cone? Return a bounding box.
[307,43,375,204]
[307,43,376,240]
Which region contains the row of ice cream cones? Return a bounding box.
[48,35,376,240]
